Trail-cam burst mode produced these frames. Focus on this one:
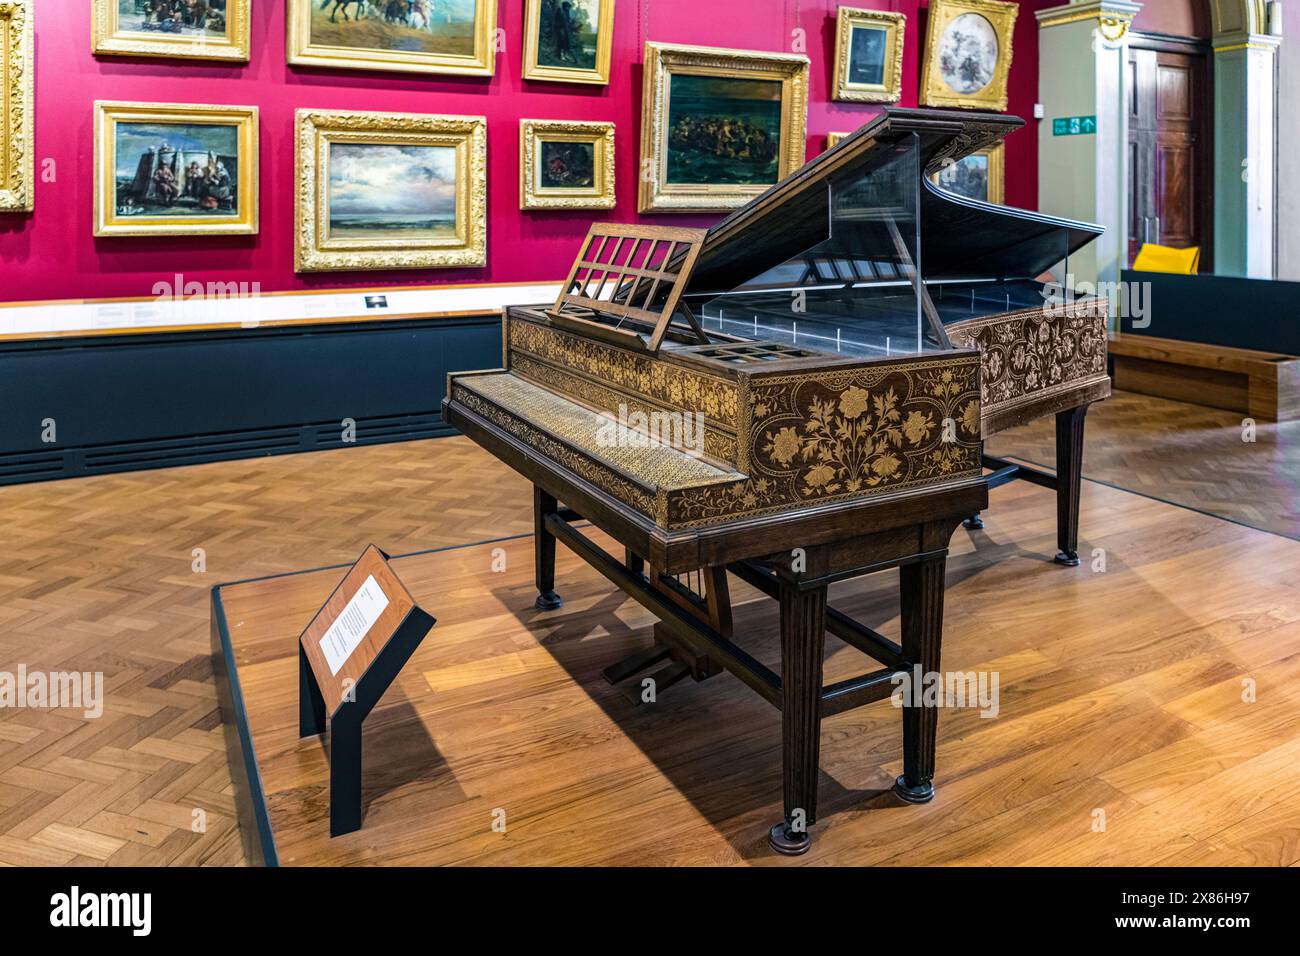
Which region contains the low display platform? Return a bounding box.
[212,476,1300,866]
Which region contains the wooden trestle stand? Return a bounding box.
[297,545,435,837]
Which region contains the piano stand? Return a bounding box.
[981,402,1092,568]
[963,513,985,530]
[533,486,565,609]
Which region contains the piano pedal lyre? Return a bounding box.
[601,560,732,700]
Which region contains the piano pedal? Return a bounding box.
[601,644,672,685]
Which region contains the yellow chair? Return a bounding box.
[1132,243,1200,275]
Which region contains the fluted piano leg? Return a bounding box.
[894,555,946,804]
[1054,404,1088,567]
[769,581,827,856]
[533,485,563,610]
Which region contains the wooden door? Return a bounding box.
[1127,36,1212,270]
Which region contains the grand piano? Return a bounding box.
[443,108,1110,855]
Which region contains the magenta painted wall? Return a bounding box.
[0,1,1046,304]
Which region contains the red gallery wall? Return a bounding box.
[0,1,1046,304]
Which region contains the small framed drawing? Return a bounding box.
[520,120,615,210]
[287,0,499,77]
[92,0,251,61]
[833,7,905,103]
[639,42,809,213]
[0,0,33,213]
[295,109,487,273]
[920,0,1018,111]
[930,143,1005,204]
[523,0,615,85]
[93,101,259,237]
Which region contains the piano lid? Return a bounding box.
[684,107,1103,296]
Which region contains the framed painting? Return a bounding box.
[639,42,809,213]
[93,101,259,237]
[920,0,1017,111]
[520,119,615,210]
[287,0,499,77]
[0,0,33,213]
[523,0,615,85]
[930,143,1004,204]
[295,109,487,272]
[92,0,251,61]
[833,7,905,103]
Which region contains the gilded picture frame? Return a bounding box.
[0,0,33,213]
[93,101,259,237]
[287,0,498,77]
[520,119,615,210]
[920,0,1017,111]
[930,142,1005,204]
[638,42,809,214]
[523,0,615,85]
[833,7,905,103]
[295,109,487,273]
[92,0,251,62]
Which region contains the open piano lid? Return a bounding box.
[684,108,1104,296]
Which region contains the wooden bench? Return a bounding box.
[1108,333,1300,422]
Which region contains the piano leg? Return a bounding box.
[769,581,828,856]
[533,485,564,610]
[893,554,946,805]
[1054,404,1088,567]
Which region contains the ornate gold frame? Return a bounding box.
[920,0,1018,111]
[929,142,1004,204]
[638,42,809,214]
[286,0,498,77]
[519,119,615,211]
[295,109,487,273]
[93,101,259,237]
[522,0,615,85]
[833,7,905,103]
[0,0,32,213]
[92,0,251,61]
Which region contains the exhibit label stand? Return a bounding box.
[297,544,435,837]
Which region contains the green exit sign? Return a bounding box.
[1053,115,1097,136]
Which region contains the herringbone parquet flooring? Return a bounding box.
[989,390,1300,539]
[0,438,533,866]
[0,389,1292,865]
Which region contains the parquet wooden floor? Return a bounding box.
[990,390,1300,539]
[0,389,1295,866]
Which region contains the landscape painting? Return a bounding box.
[289,0,498,76]
[113,122,241,218]
[664,74,783,186]
[93,0,251,60]
[94,102,259,236]
[327,143,458,239]
[295,109,486,271]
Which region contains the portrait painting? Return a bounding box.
[295,109,486,272]
[639,43,808,213]
[833,7,905,103]
[920,0,1017,111]
[0,0,33,213]
[288,0,498,76]
[93,0,251,61]
[929,143,1004,204]
[524,0,614,84]
[93,102,259,236]
[519,119,615,209]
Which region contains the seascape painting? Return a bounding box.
[308,0,479,58]
[937,12,998,94]
[327,143,458,239]
[847,23,887,86]
[533,0,600,70]
[664,74,784,187]
[538,140,595,189]
[113,121,240,218]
